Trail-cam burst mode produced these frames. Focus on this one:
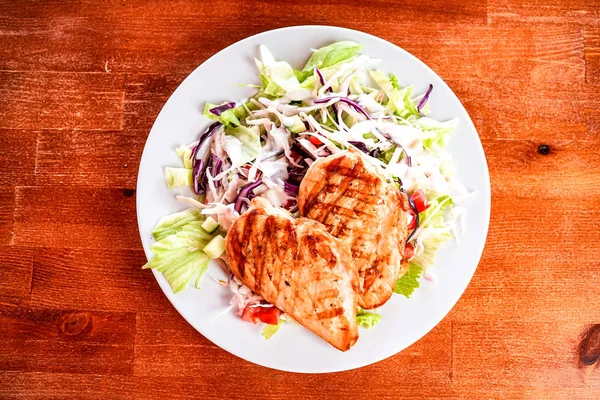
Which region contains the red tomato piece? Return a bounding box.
[241,306,261,324]
[258,307,281,325]
[241,305,281,325]
[410,189,430,213]
[404,242,415,259]
[309,136,323,146]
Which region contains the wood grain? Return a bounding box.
[453,322,600,388]
[0,187,16,245]
[36,129,143,188]
[135,312,216,346]
[0,72,124,130]
[12,186,140,249]
[1,0,599,398]
[0,0,487,74]
[488,0,600,25]
[0,247,33,305]
[585,27,600,84]
[30,248,169,313]
[122,74,187,130]
[453,81,600,141]
[399,24,586,85]
[133,320,452,398]
[483,139,600,196]
[0,306,135,375]
[0,372,135,400]
[0,129,37,186]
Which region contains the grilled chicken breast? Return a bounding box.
[225,197,359,351]
[298,148,410,309]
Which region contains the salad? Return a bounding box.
[143,41,468,338]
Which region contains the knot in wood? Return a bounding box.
[537,144,550,156]
[59,312,91,336]
[579,324,600,366]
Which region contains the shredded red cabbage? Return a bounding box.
[348,141,370,153]
[283,182,299,196]
[288,166,307,185]
[209,102,236,116]
[210,154,223,188]
[314,97,372,120]
[315,68,331,93]
[315,69,338,121]
[234,179,263,214]
[406,194,419,241]
[398,145,412,167]
[291,143,316,160]
[396,178,419,241]
[190,122,221,194]
[190,122,221,168]
[192,159,204,195]
[417,84,433,116]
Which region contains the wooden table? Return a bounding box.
[1,1,599,398]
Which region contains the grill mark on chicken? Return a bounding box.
[258,215,277,293]
[298,149,410,309]
[225,198,359,351]
[302,156,344,215]
[274,219,292,291]
[316,289,340,301]
[317,307,344,320]
[313,162,363,224]
[242,210,257,280]
[311,167,382,238]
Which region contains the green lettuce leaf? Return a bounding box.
[298,41,362,81]
[284,115,306,133]
[224,125,261,167]
[151,222,212,254]
[219,109,241,127]
[394,262,423,298]
[255,46,302,97]
[144,208,213,293]
[369,70,419,118]
[175,146,193,169]
[202,103,220,121]
[411,196,454,269]
[203,103,241,127]
[143,248,210,293]
[152,208,204,241]
[261,321,282,340]
[356,307,382,329]
[232,101,256,121]
[414,117,458,152]
[376,145,397,164]
[165,167,192,189]
[390,73,401,90]
[349,76,363,95]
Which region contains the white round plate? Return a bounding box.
[136,25,490,373]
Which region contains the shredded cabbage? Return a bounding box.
[175,145,193,169]
[165,167,192,189]
[223,125,261,167]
